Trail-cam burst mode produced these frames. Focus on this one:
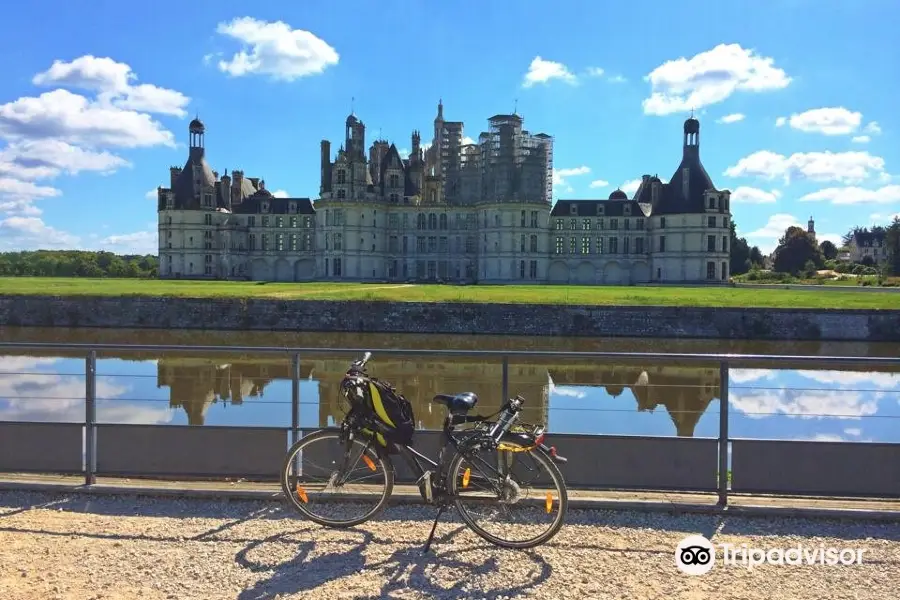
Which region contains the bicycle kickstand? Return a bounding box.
[422,505,446,555]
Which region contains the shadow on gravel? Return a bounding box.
[233,526,552,600]
[2,490,899,546]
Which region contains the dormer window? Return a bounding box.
[262,202,270,213]
[596,205,604,215]
[166,196,173,209]
[569,204,578,215]
[624,205,631,216]
[289,202,297,213]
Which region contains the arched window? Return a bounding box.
[428,213,437,230]
[439,214,448,230]
[417,213,427,230]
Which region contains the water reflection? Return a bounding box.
[1,327,898,442]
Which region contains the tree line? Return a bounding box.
[0,250,158,278]
[771,217,900,277]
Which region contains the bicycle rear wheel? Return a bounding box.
[447,437,568,549]
[280,429,394,528]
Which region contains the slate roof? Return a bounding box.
[232,196,315,215]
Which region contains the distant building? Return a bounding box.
[848,229,888,264]
[156,106,732,284]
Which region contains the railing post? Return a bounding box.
[718,360,730,507]
[291,353,301,447]
[501,355,509,403]
[84,350,97,486]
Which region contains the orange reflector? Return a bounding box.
[462,468,471,488]
[295,483,308,504]
[363,455,376,471]
[545,492,553,513]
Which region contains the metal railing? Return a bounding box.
[1,342,900,505]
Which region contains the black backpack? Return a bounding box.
[360,377,415,447]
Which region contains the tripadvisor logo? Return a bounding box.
[675,534,867,575]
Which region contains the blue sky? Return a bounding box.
[0,0,897,255]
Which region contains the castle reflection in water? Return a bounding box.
[156,356,720,436]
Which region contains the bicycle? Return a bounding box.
[279,351,569,553]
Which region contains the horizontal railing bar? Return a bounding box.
[2,342,900,369]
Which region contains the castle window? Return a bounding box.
[660,217,666,229]
[333,258,342,276]
[636,218,644,230]
[530,234,538,253]
[520,234,526,252]
[624,219,630,231]
[390,193,399,203]
[569,237,576,253]
[707,235,716,252]
[261,234,269,250]
[708,197,715,209]
[389,174,400,188]
[596,237,603,254]
[337,170,346,184]
[597,219,604,230]
[707,261,716,280]
[429,213,437,230]
[531,211,538,228]
[290,216,298,228]
[289,234,298,251]
[203,194,213,207]
[439,214,448,230]
[555,219,563,230]
[417,213,426,230]
[289,202,296,213]
[623,237,630,254]
[249,234,256,250]
[708,216,716,228]
[569,218,576,230]
[337,189,346,199]
[582,219,591,231]
[333,233,343,251]
[659,236,666,252]
[596,205,604,215]
[262,202,269,213]
[722,262,728,281]
[276,234,284,251]
[722,236,728,252]
[204,214,212,226]
[610,218,618,230]
[262,216,269,227]
[555,237,564,254]
[635,237,644,254]
[521,210,526,227]
[520,260,526,278]
[569,204,577,215]
[608,237,618,253]
[276,217,284,228]
[529,260,537,279]
[581,237,590,254]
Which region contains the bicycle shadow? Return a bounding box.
[234,524,552,600]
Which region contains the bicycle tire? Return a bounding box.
[279,428,395,528]
[447,438,568,549]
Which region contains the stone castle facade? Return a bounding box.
[156,103,732,284]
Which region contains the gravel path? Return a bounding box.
[0,491,897,600]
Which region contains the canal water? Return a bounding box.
[1,327,898,443]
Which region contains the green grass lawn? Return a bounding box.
[1,277,899,309]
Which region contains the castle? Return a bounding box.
[156,102,732,284]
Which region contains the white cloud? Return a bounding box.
[146,188,158,200]
[796,370,900,390]
[553,166,590,187]
[724,150,885,184]
[588,179,609,189]
[0,89,176,149]
[0,215,79,250]
[0,139,129,182]
[865,121,882,135]
[32,55,189,118]
[462,136,476,145]
[869,211,900,224]
[717,113,745,124]
[729,369,777,384]
[272,189,289,198]
[94,229,158,254]
[852,135,871,144]
[621,179,642,195]
[214,17,339,81]
[775,107,862,135]
[642,43,791,116]
[731,186,780,204]
[730,389,877,420]
[799,185,900,205]
[743,213,829,253]
[607,75,627,84]
[844,428,862,437]
[523,56,577,88]
[585,67,605,77]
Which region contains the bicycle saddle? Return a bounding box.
[432,392,478,414]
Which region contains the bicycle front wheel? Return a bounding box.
[448,437,568,549]
[280,429,394,528]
